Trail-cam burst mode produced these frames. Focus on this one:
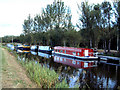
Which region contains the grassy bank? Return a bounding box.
[3,46,69,88]
[19,59,69,88]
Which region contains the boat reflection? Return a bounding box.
[34,50,98,69]
[31,51,37,55]
[53,55,98,69]
[38,52,52,59]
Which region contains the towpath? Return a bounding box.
[0,47,37,88]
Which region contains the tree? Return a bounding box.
[23,14,33,34]
[34,15,44,32]
[22,14,34,44]
[101,1,114,53]
[41,0,73,31]
[113,1,120,53]
[64,30,81,47]
[77,2,102,48]
[92,4,102,48]
[77,1,92,48]
[40,0,73,46]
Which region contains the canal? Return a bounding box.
[16,51,120,89]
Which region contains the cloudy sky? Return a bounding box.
[0,0,108,37]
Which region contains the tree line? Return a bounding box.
[2,0,120,53]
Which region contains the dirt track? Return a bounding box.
[0,47,37,88]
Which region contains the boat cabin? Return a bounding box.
[54,46,94,57]
[38,46,52,54]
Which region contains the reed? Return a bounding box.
[20,58,69,88]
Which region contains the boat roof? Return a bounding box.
[54,46,93,51]
[17,45,30,47]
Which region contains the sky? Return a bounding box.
[0,0,110,37]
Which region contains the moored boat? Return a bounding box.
[7,44,14,50]
[52,46,98,60]
[38,46,52,54]
[30,45,38,52]
[16,45,30,53]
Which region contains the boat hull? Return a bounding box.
[52,51,98,60]
[38,50,52,54]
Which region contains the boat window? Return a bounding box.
[55,49,57,52]
[78,53,80,56]
[65,50,66,54]
[60,50,63,53]
[58,50,59,52]
[73,52,76,56]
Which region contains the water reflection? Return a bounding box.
[53,55,97,69]
[18,51,120,89]
[38,52,51,59]
[83,64,119,88]
[31,51,37,55]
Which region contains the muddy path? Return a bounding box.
[0,47,37,88]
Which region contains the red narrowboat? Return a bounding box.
[52,46,98,60]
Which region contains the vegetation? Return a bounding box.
[19,59,69,88]
[3,46,69,88]
[1,0,120,54]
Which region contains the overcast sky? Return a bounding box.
[0,0,109,37]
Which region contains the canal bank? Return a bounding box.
[0,47,37,88]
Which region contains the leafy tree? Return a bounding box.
[34,15,44,32]
[41,1,73,31]
[22,14,34,44]
[77,2,101,48]
[64,30,81,47]
[113,1,120,53]
[23,14,33,34]
[101,1,114,53]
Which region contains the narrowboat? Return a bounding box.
[7,44,14,50]
[52,46,98,60]
[38,46,52,54]
[54,55,97,69]
[16,45,23,53]
[30,45,38,52]
[16,45,30,53]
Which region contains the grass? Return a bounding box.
[19,59,69,88]
[2,46,18,58]
[1,48,6,66]
[3,46,69,88]
[13,79,28,88]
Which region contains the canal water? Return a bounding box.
[17,51,120,89]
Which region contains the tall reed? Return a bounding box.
[21,59,69,88]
